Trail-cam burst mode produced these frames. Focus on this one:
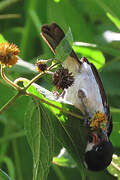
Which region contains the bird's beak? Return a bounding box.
[92,129,108,145]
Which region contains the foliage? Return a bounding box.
[0,0,120,180]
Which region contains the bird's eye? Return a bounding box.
[96,145,102,152]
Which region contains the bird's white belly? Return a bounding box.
[64,62,104,117]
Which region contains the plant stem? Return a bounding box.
[0,0,19,11]
[24,71,45,90]
[12,139,23,180]
[0,126,10,167]
[26,92,84,120]
[1,65,22,91]
[53,165,66,180]
[24,63,58,90]
[0,130,25,144]
[0,14,21,19]
[20,0,40,59]
[0,92,22,115]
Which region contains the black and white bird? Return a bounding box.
[41,23,114,171]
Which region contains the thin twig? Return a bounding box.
[14,77,29,85]
[26,92,84,120]
[24,62,59,90]
[0,130,25,144]
[24,71,45,90]
[0,0,19,11]
[0,14,21,19]
[1,65,22,91]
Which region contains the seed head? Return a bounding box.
[53,68,74,90]
[36,60,48,72]
[0,42,19,67]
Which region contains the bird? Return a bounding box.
[41,23,114,171]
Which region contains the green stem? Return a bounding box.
[26,92,84,120]
[12,139,23,180]
[24,71,45,90]
[77,166,86,180]
[0,126,10,167]
[0,0,19,11]
[24,62,59,90]
[20,0,40,59]
[1,65,22,91]
[29,9,42,34]
[53,165,66,180]
[0,92,22,115]
[0,14,21,19]
[0,130,25,144]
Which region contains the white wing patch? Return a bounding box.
[64,62,104,117]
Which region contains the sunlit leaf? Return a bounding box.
[73,45,105,69]
[107,12,120,30]
[24,80,88,179]
[53,148,77,168]
[107,154,120,179]
[0,34,6,43]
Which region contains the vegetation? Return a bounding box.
[0,0,120,180]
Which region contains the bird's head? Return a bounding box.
[84,129,114,171]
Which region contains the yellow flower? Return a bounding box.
[0,42,20,67]
[90,111,108,130]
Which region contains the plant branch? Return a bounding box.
[0,14,21,19]
[0,0,19,11]
[1,65,22,91]
[24,62,59,90]
[0,63,83,120]
[24,71,45,90]
[0,130,25,144]
[26,92,84,120]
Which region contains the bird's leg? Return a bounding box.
[78,89,90,126]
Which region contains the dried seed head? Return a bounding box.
[0,42,19,67]
[36,60,48,72]
[90,111,108,130]
[53,68,74,90]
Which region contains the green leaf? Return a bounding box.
[107,12,120,30]
[100,70,120,96]
[53,148,77,168]
[107,154,120,179]
[110,108,120,148]
[0,169,12,180]
[0,34,6,43]
[25,99,55,180]
[55,28,73,61]
[24,81,87,179]
[91,0,120,30]
[73,44,105,69]
[47,0,95,43]
[101,59,120,72]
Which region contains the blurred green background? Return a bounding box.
[0,0,120,179]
